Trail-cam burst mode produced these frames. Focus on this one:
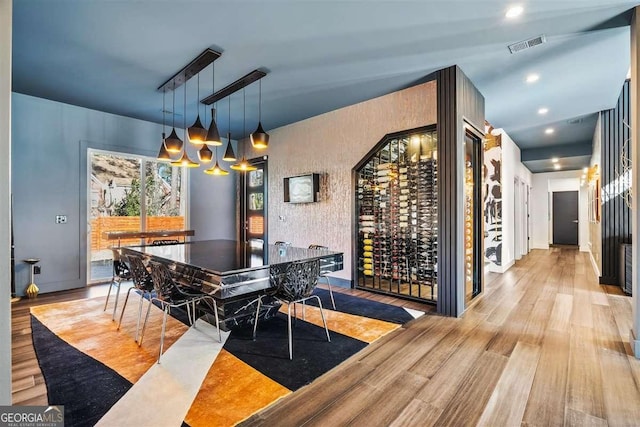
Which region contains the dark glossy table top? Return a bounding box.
[124,239,342,275]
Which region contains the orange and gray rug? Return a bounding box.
[31,289,423,426]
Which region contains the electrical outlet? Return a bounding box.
[34,266,41,274]
[55,215,67,224]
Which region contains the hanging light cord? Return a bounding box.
[162,89,166,133]
[258,79,262,122]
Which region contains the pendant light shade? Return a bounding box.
[198,144,213,163]
[250,121,269,149]
[230,156,257,171]
[171,150,200,168]
[157,132,172,162]
[205,108,222,145]
[204,160,230,175]
[188,73,207,143]
[222,132,236,161]
[164,128,183,153]
[165,89,183,153]
[204,146,229,176]
[188,115,207,143]
[250,79,269,149]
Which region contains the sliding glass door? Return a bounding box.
[88,149,185,283]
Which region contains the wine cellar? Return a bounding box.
[355,126,438,303]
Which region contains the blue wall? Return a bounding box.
[11,93,236,295]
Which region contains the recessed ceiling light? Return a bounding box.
[505,5,524,18]
[538,107,549,115]
[545,128,554,134]
[551,157,559,163]
[554,164,561,170]
[526,73,540,83]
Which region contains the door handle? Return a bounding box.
[572,220,579,223]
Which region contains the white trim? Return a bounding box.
[486,258,516,274]
[589,249,600,277]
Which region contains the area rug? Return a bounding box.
[31,289,424,427]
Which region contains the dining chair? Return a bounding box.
[308,244,337,310]
[252,259,330,359]
[139,260,221,363]
[117,253,155,343]
[104,248,132,321]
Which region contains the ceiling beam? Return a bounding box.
[201,69,267,105]
[521,142,592,162]
[157,48,221,92]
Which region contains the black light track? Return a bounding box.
[201,69,267,105]
[157,48,222,92]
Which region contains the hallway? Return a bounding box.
[243,248,640,426]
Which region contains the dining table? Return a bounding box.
[120,239,344,329]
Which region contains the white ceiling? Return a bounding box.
[11,0,638,172]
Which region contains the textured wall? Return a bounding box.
[244,81,437,282]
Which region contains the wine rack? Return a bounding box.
[356,127,438,303]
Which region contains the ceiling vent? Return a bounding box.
[567,118,584,124]
[508,35,546,54]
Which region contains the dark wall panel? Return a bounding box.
[437,66,485,316]
[601,80,631,285]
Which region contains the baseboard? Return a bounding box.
[631,329,640,360]
[599,276,617,285]
[486,259,515,274]
[589,250,600,278]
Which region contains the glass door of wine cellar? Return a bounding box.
[355,126,438,303]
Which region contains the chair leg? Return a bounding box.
[210,298,221,342]
[117,286,136,331]
[134,292,146,342]
[139,298,153,347]
[111,279,121,321]
[104,276,117,312]
[313,295,331,343]
[287,303,293,359]
[158,306,168,364]
[252,296,262,340]
[326,277,336,310]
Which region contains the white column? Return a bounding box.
[631,7,640,358]
[0,0,12,404]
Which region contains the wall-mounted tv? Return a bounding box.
[284,173,320,203]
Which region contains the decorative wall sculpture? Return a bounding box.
[483,132,502,266]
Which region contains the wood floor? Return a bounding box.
[242,248,640,427]
[11,248,640,426]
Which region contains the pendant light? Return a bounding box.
[157,90,172,162]
[188,73,207,143]
[205,62,222,146]
[164,87,183,153]
[222,96,236,161]
[250,79,269,149]
[231,88,257,172]
[171,82,199,168]
[204,146,229,176]
[198,143,213,162]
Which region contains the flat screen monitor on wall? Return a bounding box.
[284,173,320,203]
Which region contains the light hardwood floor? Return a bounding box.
[241,248,640,427]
